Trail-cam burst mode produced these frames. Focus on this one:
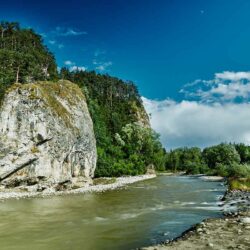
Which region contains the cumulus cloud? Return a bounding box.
[181,71,250,103]
[143,71,250,149]
[143,97,250,149]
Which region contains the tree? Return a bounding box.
[234,143,250,164]
[202,143,240,169]
[0,21,58,90]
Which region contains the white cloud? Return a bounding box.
[64,60,74,66]
[53,27,87,37]
[69,66,86,72]
[181,71,250,103]
[215,71,250,81]
[143,71,250,149]
[143,97,250,149]
[93,48,112,71]
[95,61,112,71]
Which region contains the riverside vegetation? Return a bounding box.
[165,143,250,190]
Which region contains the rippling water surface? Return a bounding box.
[0,176,226,250]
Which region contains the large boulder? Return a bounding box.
[0,80,97,188]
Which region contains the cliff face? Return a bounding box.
[0,81,96,189]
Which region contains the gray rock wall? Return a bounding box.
[0,81,97,188]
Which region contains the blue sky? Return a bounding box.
[2,0,250,148]
[2,0,250,99]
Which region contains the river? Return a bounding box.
[0,176,226,250]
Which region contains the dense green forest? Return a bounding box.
[166,143,250,180]
[0,21,166,177]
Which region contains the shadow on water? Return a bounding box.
[0,176,226,250]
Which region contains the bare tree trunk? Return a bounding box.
[0,158,38,182]
[16,66,20,83]
[44,63,49,80]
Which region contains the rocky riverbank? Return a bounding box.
[142,190,250,250]
[0,174,156,201]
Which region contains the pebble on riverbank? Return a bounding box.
[0,174,156,201]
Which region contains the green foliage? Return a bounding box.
[0,21,58,103]
[213,163,250,178]
[165,147,205,173]
[166,143,250,179]
[202,143,240,169]
[234,143,250,163]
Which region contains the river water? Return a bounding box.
[0,176,226,250]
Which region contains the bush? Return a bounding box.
[228,163,250,178]
[212,163,250,178]
[202,143,241,169]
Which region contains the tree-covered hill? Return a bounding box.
[59,69,166,176]
[0,21,57,101]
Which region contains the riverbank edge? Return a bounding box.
[141,183,250,250]
[0,174,156,201]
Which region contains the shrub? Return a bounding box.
[228,163,250,178]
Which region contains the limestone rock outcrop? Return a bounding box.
[0,80,97,189]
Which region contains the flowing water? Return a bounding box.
[0,176,226,250]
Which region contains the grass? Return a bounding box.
[30,146,40,154]
[229,178,250,191]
